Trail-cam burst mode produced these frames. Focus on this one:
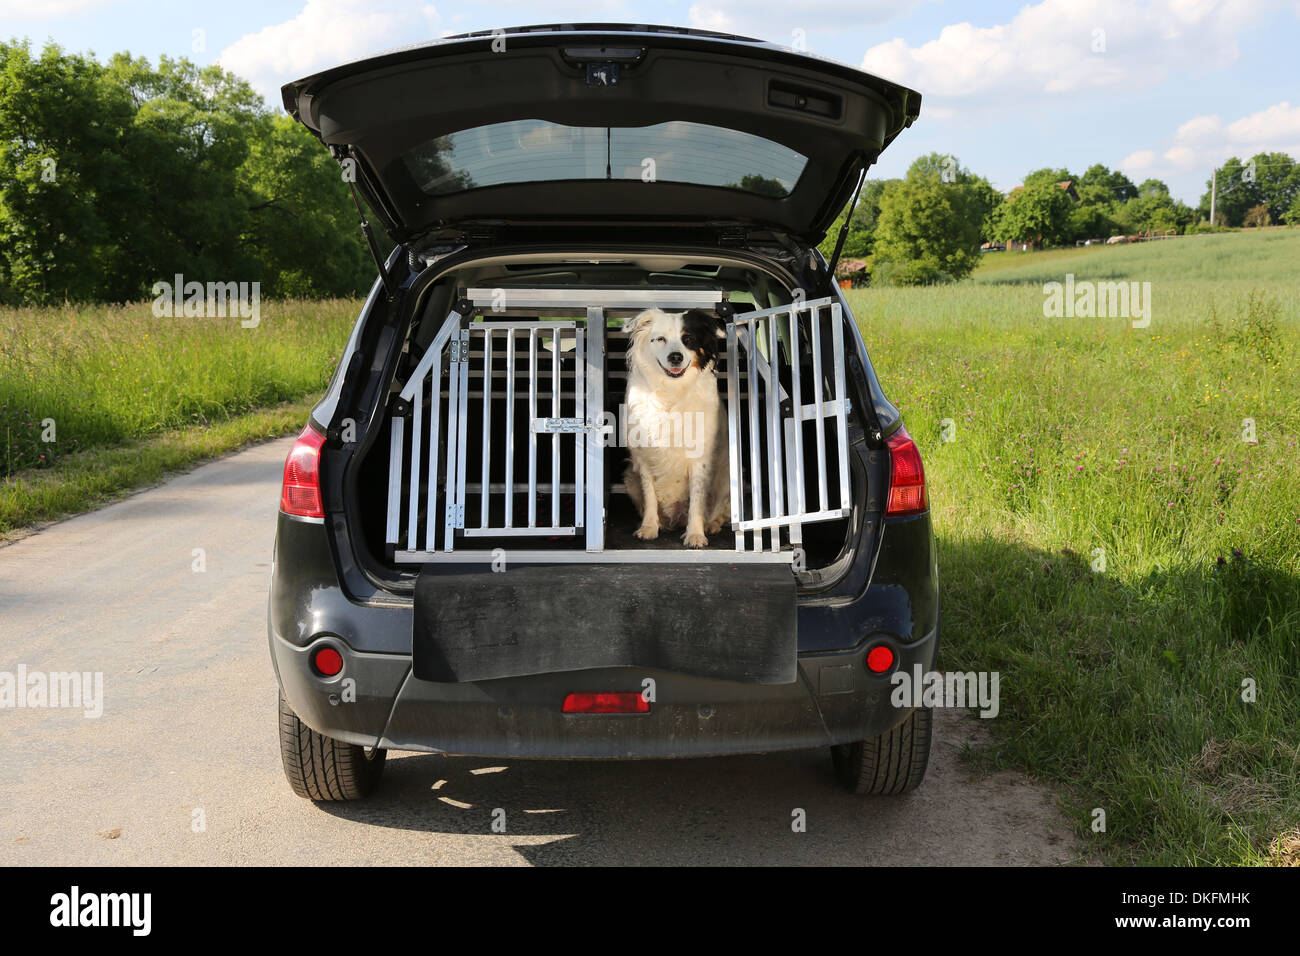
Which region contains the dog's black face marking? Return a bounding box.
[681,309,725,370]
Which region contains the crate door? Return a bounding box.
[451,319,590,550]
[725,297,851,552]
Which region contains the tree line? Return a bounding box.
[0,40,372,306]
[4,42,1298,302]
[822,151,1300,285]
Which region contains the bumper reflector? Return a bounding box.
[865,645,895,674]
[313,647,344,677]
[562,692,650,714]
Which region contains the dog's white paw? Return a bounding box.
[682,528,708,548]
[634,524,660,541]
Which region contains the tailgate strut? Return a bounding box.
[339,147,399,301]
[823,167,866,295]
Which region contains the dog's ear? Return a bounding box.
[623,309,658,336]
[682,309,727,340]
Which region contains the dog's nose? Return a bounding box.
[667,351,683,366]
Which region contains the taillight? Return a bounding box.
[280,425,325,518]
[885,426,928,516]
[561,692,651,714]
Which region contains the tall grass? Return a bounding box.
[0,299,359,479]
[848,250,1300,863]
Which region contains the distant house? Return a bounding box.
[834,257,869,287]
[1004,180,1080,203]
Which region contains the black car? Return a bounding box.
[269,23,937,800]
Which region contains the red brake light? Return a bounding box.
[562,692,650,714]
[280,425,326,518]
[885,426,928,516]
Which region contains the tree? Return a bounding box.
[0,41,130,302]
[989,180,1074,247]
[867,153,993,285]
[1283,194,1300,226]
[1068,202,1119,241]
[1245,151,1300,224]
[1199,156,1261,227]
[0,41,373,304]
[817,178,898,263]
[1078,163,1137,201]
[238,115,374,297]
[1023,166,1075,190]
[1243,204,1271,228]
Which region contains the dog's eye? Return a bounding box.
[681,334,695,347]
[653,336,666,344]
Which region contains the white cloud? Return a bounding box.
[1119,101,1300,180]
[860,0,1277,96]
[687,1,917,46]
[218,0,442,105]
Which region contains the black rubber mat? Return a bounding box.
[413,563,797,684]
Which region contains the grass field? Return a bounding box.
[0,299,357,533]
[850,226,1300,864]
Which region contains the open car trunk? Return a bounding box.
[347,253,863,579]
[281,23,921,246]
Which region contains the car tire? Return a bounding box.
[831,705,932,795]
[278,689,387,800]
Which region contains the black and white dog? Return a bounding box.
[622,308,731,547]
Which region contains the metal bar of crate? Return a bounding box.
[463,525,575,537]
[527,328,537,529]
[551,329,560,528]
[831,302,850,510]
[584,307,604,550]
[385,416,404,546]
[451,329,471,547]
[405,385,422,552]
[784,418,802,549]
[788,305,806,519]
[442,330,463,550]
[574,327,585,529]
[397,547,794,565]
[479,329,492,529]
[810,300,828,513]
[766,311,784,552]
[746,314,762,552]
[726,322,743,552]
[467,287,723,311]
[504,331,515,527]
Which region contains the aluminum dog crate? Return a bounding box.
[385,288,851,564]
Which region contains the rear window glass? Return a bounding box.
[402,120,806,198]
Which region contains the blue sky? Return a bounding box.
[5,0,1298,205]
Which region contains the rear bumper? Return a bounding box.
[269,510,939,758]
[270,626,938,758]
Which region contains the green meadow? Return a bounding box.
[0,299,357,531]
[850,226,1300,864]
